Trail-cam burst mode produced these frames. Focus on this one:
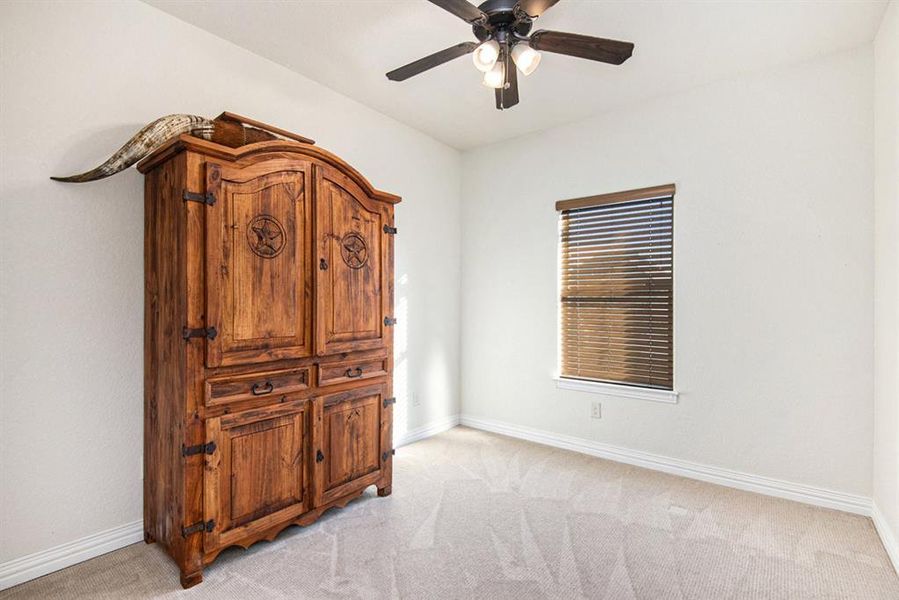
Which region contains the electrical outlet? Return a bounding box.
[411,391,420,407]
[591,401,602,420]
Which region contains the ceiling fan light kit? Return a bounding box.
[385,0,635,110]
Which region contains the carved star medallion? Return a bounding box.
[340,232,368,269]
[247,215,285,258]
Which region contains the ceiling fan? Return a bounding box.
[385,0,634,110]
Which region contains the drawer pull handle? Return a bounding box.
[320,258,328,270]
[345,367,363,379]
[252,381,274,395]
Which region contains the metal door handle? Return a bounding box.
[345,368,363,378]
[251,381,274,395]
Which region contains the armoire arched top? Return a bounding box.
[137,134,401,205]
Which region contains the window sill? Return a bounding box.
[554,377,678,404]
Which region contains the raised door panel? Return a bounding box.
[314,385,385,506]
[206,159,312,367]
[314,166,390,355]
[204,401,310,552]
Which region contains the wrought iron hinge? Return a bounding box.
[384,317,397,327]
[181,519,214,538]
[182,326,217,341]
[182,441,216,457]
[381,449,396,462]
[383,397,396,408]
[383,224,397,235]
[182,190,215,206]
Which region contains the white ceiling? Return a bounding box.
[145,0,888,150]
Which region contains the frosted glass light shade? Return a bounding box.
[482,60,505,88]
[472,40,500,72]
[511,42,541,76]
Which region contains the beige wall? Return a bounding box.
[460,47,875,497]
[873,0,899,562]
[0,0,462,563]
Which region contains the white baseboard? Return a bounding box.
[0,520,143,592]
[1,415,877,591]
[873,502,899,574]
[459,415,872,516]
[396,414,461,447]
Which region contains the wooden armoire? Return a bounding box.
[138,115,399,588]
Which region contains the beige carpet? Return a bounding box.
[3,427,897,599]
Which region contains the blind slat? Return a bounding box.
[561,241,674,255]
[560,194,673,390]
[561,202,673,223]
[562,229,672,244]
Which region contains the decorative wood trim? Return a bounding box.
[873,502,899,575]
[202,487,366,566]
[459,416,873,516]
[137,136,401,204]
[555,377,678,404]
[215,111,315,145]
[556,183,676,211]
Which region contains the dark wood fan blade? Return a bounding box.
[495,49,519,109]
[530,30,634,65]
[386,42,478,81]
[517,0,561,18]
[428,0,488,24]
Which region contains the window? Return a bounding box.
[557,184,674,393]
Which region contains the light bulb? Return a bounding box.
[472,40,500,72]
[511,42,541,76]
[482,59,505,89]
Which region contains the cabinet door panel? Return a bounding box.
[229,419,301,524]
[204,401,310,551]
[315,166,390,355]
[206,159,312,367]
[314,385,385,506]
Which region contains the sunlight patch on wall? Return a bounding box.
[393,273,410,442]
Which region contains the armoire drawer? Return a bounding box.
[318,356,388,387]
[205,367,311,407]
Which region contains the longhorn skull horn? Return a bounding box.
[51,114,216,183]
